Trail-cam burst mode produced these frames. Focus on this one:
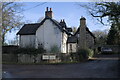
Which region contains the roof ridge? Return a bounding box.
[25,23,40,25]
[17,17,72,35]
[74,26,95,38]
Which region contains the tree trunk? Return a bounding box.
[2,34,5,45]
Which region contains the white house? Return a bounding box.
[17,7,72,53]
[17,7,95,53]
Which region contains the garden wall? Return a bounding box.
[3,53,70,63]
[2,45,71,63]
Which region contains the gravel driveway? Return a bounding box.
[2,54,120,78]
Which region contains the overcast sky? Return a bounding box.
[6,2,110,44]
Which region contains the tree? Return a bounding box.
[79,2,120,45]
[81,2,120,25]
[107,24,120,45]
[2,2,23,45]
[72,27,77,34]
[0,3,2,46]
[92,30,108,46]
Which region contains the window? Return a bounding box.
[78,34,80,37]
[70,44,72,52]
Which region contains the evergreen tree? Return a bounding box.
[107,24,119,45]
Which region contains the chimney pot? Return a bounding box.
[46,7,48,11]
[60,19,62,22]
[80,17,86,26]
[63,19,65,22]
[80,16,86,20]
[45,7,53,18]
[50,8,52,11]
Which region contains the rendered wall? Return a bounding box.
[36,19,62,52]
[20,35,35,48]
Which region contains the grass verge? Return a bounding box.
[2,61,80,65]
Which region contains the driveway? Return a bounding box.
[2,54,120,78]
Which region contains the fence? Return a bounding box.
[2,45,19,54]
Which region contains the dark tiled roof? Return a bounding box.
[50,18,71,35]
[17,18,47,35]
[17,17,71,35]
[59,21,67,29]
[66,28,72,32]
[86,27,96,39]
[67,36,77,43]
[50,19,64,32]
[74,27,96,39]
[17,23,40,35]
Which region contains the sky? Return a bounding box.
[6,2,110,44]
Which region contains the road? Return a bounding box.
[2,54,120,78]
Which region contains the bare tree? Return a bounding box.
[72,27,77,34]
[79,2,120,25]
[2,2,24,45]
[92,30,108,45]
[0,2,2,46]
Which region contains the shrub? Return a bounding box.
[77,48,94,61]
[50,45,60,53]
[70,52,82,62]
[14,47,46,55]
[70,53,77,61]
[88,49,94,58]
[77,49,88,61]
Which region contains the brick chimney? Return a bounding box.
[80,17,86,27]
[59,19,67,29]
[45,7,53,18]
[78,17,87,50]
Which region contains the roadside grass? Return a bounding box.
[2,61,80,65]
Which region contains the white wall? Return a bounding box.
[20,35,35,48]
[67,43,77,53]
[61,32,68,53]
[36,19,62,52]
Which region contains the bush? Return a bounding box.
[77,48,94,61]
[50,45,60,53]
[77,49,88,61]
[14,47,46,55]
[70,53,77,61]
[88,49,94,58]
